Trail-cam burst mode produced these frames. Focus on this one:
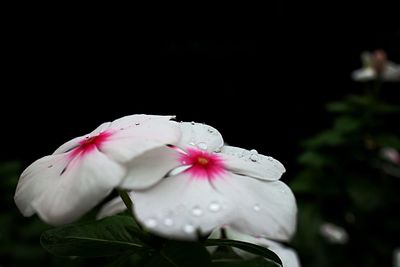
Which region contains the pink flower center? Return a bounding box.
[70,131,112,158]
[180,148,226,180]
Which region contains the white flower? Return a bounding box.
[394,248,400,267]
[103,122,297,240]
[14,115,180,225]
[319,222,348,244]
[209,227,301,267]
[381,147,400,165]
[352,50,400,82]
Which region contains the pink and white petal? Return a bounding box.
[53,122,112,154]
[220,146,285,181]
[110,114,176,130]
[132,173,234,240]
[101,120,181,163]
[119,146,181,190]
[31,149,125,225]
[177,122,224,152]
[215,174,297,241]
[14,154,68,216]
[97,194,132,219]
[53,136,83,154]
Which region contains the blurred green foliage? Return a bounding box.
[291,91,400,267]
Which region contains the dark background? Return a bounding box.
[2,3,400,181]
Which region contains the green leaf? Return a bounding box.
[41,215,147,257]
[143,240,211,267]
[205,239,282,266]
[212,257,278,267]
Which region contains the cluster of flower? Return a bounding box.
[14,114,299,266]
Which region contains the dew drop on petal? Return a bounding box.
[191,121,195,125]
[208,128,214,133]
[164,218,174,226]
[48,165,53,168]
[250,154,258,162]
[250,149,258,154]
[145,218,157,228]
[209,202,221,212]
[253,204,261,212]
[135,122,140,126]
[197,142,208,150]
[183,224,195,234]
[191,206,203,217]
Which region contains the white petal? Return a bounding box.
[216,174,297,241]
[383,63,400,81]
[101,120,181,163]
[351,68,376,81]
[132,173,235,240]
[177,122,224,152]
[259,239,301,267]
[211,227,301,267]
[15,154,66,216]
[53,122,112,154]
[26,149,124,225]
[220,146,285,181]
[110,114,176,130]
[97,194,130,219]
[119,146,181,190]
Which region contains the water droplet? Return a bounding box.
[208,128,214,133]
[250,154,258,162]
[197,142,208,150]
[145,218,157,228]
[191,206,203,216]
[164,218,174,226]
[189,142,196,146]
[183,224,195,233]
[191,121,195,125]
[48,165,53,168]
[267,156,273,161]
[209,202,221,212]
[120,127,125,130]
[253,204,261,212]
[250,149,258,154]
[135,122,140,126]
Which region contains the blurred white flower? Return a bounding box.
[394,248,400,267]
[14,115,180,225]
[380,147,400,178]
[320,222,348,244]
[381,147,400,165]
[209,227,301,267]
[101,121,297,240]
[352,50,400,82]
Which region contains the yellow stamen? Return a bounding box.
[197,157,209,165]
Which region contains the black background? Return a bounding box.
[2,3,400,181]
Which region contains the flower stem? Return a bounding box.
[117,189,133,212]
[117,189,143,231]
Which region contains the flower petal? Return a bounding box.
[223,227,301,267]
[97,194,131,219]
[220,146,285,181]
[176,122,224,152]
[53,122,112,154]
[351,67,376,81]
[110,114,176,130]
[101,119,181,163]
[17,149,125,225]
[119,146,181,190]
[132,173,234,240]
[216,174,297,241]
